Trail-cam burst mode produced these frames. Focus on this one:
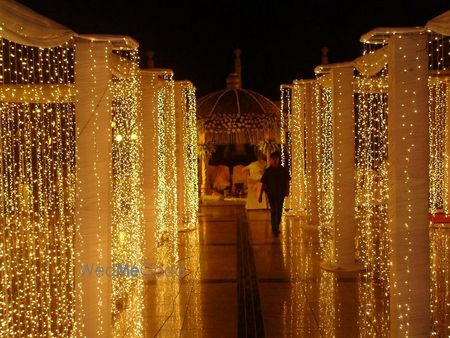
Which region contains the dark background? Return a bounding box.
[19,0,449,100]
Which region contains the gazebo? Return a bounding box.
[197,50,280,196]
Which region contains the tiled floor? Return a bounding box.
[143,204,450,337]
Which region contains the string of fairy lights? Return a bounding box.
[313,78,334,263]
[280,85,291,170]
[153,71,179,264]
[174,81,199,231]
[290,81,306,216]
[180,83,199,230]
[354,43,391,336]
[1,10,449,338]
[280,85,293,211]
[428,78,447,213]
[0,37,77,337]
[110,49,144,337]
[428,32,450,337]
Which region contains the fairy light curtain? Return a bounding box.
[303,81,319,226]
[428,30,450,214]
[0,36,78,338]
[142,70,179,265]
[110,50,144,337]
[426,15,450,336]
[280,85,292,209]
[354,44,391,336]
[175,81,199,231]
[359,28,432,337]
[280,86,292,170]
[290,81,307,216]
[313,75,334,263]
[428,77,448,213]
[74,36,142,338]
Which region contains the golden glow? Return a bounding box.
[290,81,306,216]
[110,49,144,337]
[280,85,291,169]
[0,38,79,336]
[354,45,390,334]
[152,71,179,264]
[314,79,334,263]
[177,82,199,229]
[428,79,448,213]
[429,32,450,338]
[430,224,450,336]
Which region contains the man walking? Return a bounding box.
[258,151,290,236]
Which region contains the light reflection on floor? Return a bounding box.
[141,205,449,337]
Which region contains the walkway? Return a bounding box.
[144,204,449,337]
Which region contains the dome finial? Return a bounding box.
[226,73,240,89]
[233,49,242,88]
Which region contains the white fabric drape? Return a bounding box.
[426,10,450,36]
[354,46,388,77]
[77,34,139,50]
[111,53,135,79]
[0,0,74,47]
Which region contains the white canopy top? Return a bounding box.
[426,10,450,36]
[0,0,74,47]
[0,0,139,49]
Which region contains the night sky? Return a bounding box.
[19,0,449,100]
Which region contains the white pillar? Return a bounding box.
[75,40,112,338]
[387,33,430,337]
[329,66,358,269]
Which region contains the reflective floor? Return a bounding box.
[143,204,450,337]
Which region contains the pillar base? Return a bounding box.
[320,261,365,272]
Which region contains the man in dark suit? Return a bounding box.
[258,151,290,236]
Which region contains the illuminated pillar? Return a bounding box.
[75,40,112,337]
[142,69,178,263]
[175,81,199,230]
[175,81,185,228]
[280,84,292,211]
[446,83,450,214]
[328,65,359,269]
[290,81,306,216]
[387,33,430,337]
[304,81,319,226]
[141,70,158,263]
[199,132,208,197]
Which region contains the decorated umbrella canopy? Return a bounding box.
[197,72,280,145]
